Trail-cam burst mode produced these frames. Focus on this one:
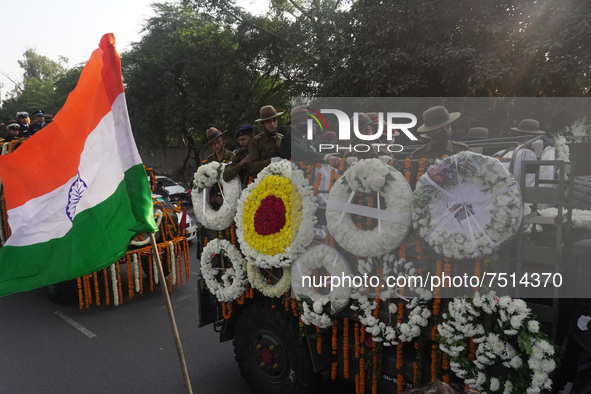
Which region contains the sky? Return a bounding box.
[0,0,267,104]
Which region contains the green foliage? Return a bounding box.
[4,1,591,141]
[0,49,70,123]
[122,2,290,149]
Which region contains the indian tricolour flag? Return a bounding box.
[0,33,158,297]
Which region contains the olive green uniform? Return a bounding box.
[205,149,234,164]
[410,140,469,160]
[247,131,283,175]
[223,148,249,185]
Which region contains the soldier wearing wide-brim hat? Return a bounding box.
[511,119,546,135]
[248,105,285,175]
[205,127,234,164]
[411,105,469,159]
[255,105,284,123]
[366,112,400,140]
[462,127,489,140]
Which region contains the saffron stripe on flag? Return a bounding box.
[0,35,123,209]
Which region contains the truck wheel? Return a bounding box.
[234,301,317,394]
[571,176,591,210]
[45,281,76,304]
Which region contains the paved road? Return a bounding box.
[0,241,251,394]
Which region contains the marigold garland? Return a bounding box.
[372,340,378,394]
[442,353,450,384]
[313,171,323,196]
[404,157,412,184]
[103,268,111,303]
[77,277,83,309]
[93,272,100,306]
[332,322,338,381]
[317,326,323,354]
[431,343,438,382]
[355,322,360,358]
[222,301,233,319]
[126,255,134,298]
[414,342,420,384]
[359,324,366,394]
[343,317,350,379]
[399,239,406,259]
[433,260,442,316]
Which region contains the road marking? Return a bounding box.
[54,311,97,339]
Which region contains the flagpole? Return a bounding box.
[149,233,194,394]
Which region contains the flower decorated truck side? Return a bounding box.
[195,136,591,393]
[0,139,191,306]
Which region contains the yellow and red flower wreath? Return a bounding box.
[235,160,317,268]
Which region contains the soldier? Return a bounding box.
[204,127,233,164]
[223,124,256,185]
[279,106,340,166]
[411,105,469,159]
[203,127,233,210]
[248,105,285,175]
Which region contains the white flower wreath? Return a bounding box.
[412,151,523,259]
[326,159,412,257]
[192,162,241,231]
[246,263,292,298]
[438,291,557,393]
[200,239,247,302]
[351,254,432,345]
[235,160,317,268]
[291,244,353,315]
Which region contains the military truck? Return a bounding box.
[195,135,591,393]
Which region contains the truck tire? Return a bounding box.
[45,280,76,304]
[571,176,591,210]
[234,301,317,394]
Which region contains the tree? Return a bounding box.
[0,49,69,122]
[122,2,290,150]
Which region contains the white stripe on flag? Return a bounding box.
[6,94,141,247]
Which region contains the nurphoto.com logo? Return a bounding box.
[302,108,420,154]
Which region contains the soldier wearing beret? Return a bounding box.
[223,124,256,185]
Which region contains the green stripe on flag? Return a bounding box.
[0,164,158,297]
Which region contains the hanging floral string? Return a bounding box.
[93,272,100,306]
[372,340,378,394]
[332,321,338,381]
[222,301,232,319]
[103,268,110,304]
[396,287,405,392]
[359,324,366,394]
[431,326,439,382]
[317,326,323,354]
[371,298,380,394]
[343,317,350,379]
[77,277,83,309]
[404,157,412,184]
[313,169,323,196]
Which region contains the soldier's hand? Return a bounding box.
[239,155,251,167]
